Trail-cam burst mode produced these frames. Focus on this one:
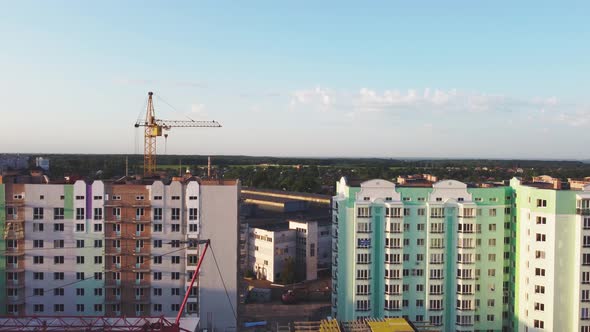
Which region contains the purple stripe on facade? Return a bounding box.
[86,184,92,219]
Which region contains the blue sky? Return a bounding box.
[1,1,589,159]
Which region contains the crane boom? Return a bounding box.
[134,92,222,176]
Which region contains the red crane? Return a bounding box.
[0,240,211,332]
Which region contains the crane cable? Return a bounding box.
[209,243,237,321]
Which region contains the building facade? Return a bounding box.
[332,177,590,332]
[247,220,331,283]
[0,177,239,331]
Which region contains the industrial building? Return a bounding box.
[247,219,331,282]
[0,174,239,332]
[331,176,590,332]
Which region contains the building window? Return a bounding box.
[171,272,180,280]
[536,233,546,242]
[76,208,85,220]
[489,209,497,217]
[53,208,64,220]
[135,208,144,220]
[357,207,371,218]
[189,224,198,232]
[153,224,163,232]
[171,224,180,232]
[76,256,85,264]
[153,208,162,220]
[34,272,44,280]
[94,240,103,248]
[94,223,103,232]
[534,320,544,328]
[94,208,103,220]
[356,300,370,311]
[112,207,121,220]
[154,240,162,248]
[76,223,85,232]
[189,208,198,220]
[33,207,44,220]
[536,199,547,207]
[535,268,546,276]
[171,208,180,220]
[54,304,65,313]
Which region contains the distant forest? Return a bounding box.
[7,154,590,195]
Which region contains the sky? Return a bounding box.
[0,1,589,159]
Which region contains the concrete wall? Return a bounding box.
[199,182,240,332]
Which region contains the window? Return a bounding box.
[94,223,103,232]
[54,287,64,295]
[153,304,162,312]
[153,224,163,232]
[53,208,64,220]
[534,320,544,328]
[94,272,102,280]
[171,272,180,280]
[53,223,64,232]
[417,208,425,216]
[535,268,546,276]
[76,240,85,248]
[171,208,180,220]
[33,256,44,264]
[136,195,145,200]
[171,224,180,232]
[33,239,44,248]
[76,288,85,296]
[54,256,64,264]
[153,288,162,296]
[76,256,85,264]
[34,272,44,280]
[94,208,103,220]
[136,224,145,233]
[171,256,180,264]
[94,195,103,200]
[94,304,103,312]
[357,269,371,280]
[112,195,121,200]
[94,256,103,264]
[153,208,162,220]
[534,302,545,311]
[536,199,547,207]
[54,304,65,313]
[536,233,546,242]
[76,223,85,232]
[171,195,180,200]
[356,284,370,295]
[153,272,162,280]
[189,208,198,220]
[153,256,162,264]
[356,300,370,311]
[33,222,44,232]
[171,288,181,295]
[489,209,497,217]
[488,224,496,231]
[536,216,547,225]
[135,208,144,220]
[112,207,121,220]
[357,253,371,264]
[189,224,198,232]
[357,207,371,217]
[76,208,85,220]
[94,240,103,248]
[33,207,44,220]
[76,272,85,280]
[34,288,44,296]
[189,195,198,200]
[154,195,163,200]
[154,240,162,248]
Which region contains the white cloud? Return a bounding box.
[290,86,335,110]
[354,88,557,113]
[558,108,590,127]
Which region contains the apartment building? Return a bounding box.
[332,177,590,332]
[332,178,512,331]
[0,176,239,331]
[511,178,590,332]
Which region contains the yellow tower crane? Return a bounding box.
[134,91,222,176]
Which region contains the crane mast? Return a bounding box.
[135,91,222,177]
[144,92,158,176]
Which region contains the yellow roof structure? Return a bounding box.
[319,319,341,332]
[366,318,416,332]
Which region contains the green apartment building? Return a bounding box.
[332,177,590,332]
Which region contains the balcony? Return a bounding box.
[577,208,590,215]
[6,262,25,272]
